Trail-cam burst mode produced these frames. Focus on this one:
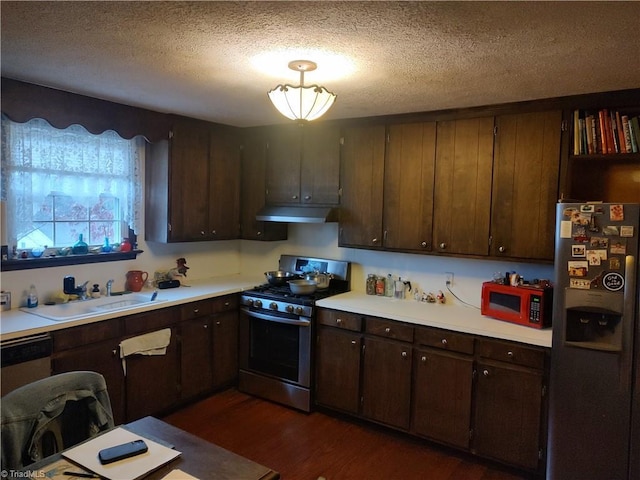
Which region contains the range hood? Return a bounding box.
[256,206,337,223]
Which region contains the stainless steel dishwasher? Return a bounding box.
[1,333,52,395]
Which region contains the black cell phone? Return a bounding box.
[98,439,148,464]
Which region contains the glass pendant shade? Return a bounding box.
[268,60,337,121]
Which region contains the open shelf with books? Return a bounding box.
[565,101,640,203]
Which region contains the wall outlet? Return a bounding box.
[445,272,454,286]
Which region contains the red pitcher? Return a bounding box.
[125,270,148,292]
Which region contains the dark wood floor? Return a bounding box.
[163,389,529,480]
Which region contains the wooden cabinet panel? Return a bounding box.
[315,326,362,414]
[473,361,544,470]
[301,123,341,205]
[361,336,412,430]
[412,348,473,448]
[211,310,239,388]
[476,338,546,370]
[168,117,212,241]
[52,317,122,351]
[365,317,414,342]
[339,124,386,248]
[146,116,241,242]
[180,300,214,320]
[180,317,213,399]
[433,117,494,255]
[208,125,241,239]
[491,111,561,260]
[317,308,363,332]
[266,124,302,204]
[414,326,474,355]
[124,307,179,336]
[125,326,179,421]
[240,127,288,241]
[52,339,126,425]
[384,122,436,251]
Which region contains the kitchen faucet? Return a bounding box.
[106,279,114,297]
[63,276,90,300]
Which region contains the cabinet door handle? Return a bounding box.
[256,231,262,236]
[203,324,208,329]
[336,318,342,325]
[483,369,490,377]
[193,308,200,314]
[200,231,206,236]
[112,349,117,356]
[211,229,217,235]
[292,194,299,200]
[401,351,408,358]
[385,327,391,334]
[421,241,428,248]
[351,340,357,345]
[224,301,230,306]
[498,246,506,253]
[304,195,311,201]
[441,338,448,346]
[216,321,221,326]
[439,242,447,249]
[372,238,379,244]
[421,355,427,362]
[507,351,514,358]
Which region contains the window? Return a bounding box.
[1,117,142,251]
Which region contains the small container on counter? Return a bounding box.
[91,284,101,298]
[366,274,376,295]
[385,274,394,297]
[375,276,385,296]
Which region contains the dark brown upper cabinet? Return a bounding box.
[265,123,341,205]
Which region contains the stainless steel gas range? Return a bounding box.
[239,255,351,412]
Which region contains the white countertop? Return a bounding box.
[316,292,552,348]
[0,274,264,341]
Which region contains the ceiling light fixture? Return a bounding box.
[268,60,337,122]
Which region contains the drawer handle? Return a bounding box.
[351,340,357,345]
[112,349,117,356]
[439,242,447,249]
[441,338,448,346]
[336,318,343,325]
[401,351,408,358]
[483,369,490,377]
[216,321,221,326]
[507,351,514,358]
[385,327,391,334]
[421,355,427,362]
[203,324,208,329]
[193,308,200,314]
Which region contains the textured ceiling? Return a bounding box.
[2,1,640,127]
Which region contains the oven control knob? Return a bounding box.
[246,299,254,307]
[286,305,294,313]
[295,307,304,315]
[255,300,262,308]
[269,302,278,310]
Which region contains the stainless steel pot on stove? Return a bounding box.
[265,270,299,286]
[288,279,317,295]
[303,271,331,290]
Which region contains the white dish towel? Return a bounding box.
[119,328,171,375]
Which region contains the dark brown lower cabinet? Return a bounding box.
[181,317,214,399]
[125,326,180,421]
[361,337,412,430]
[211,310,239,388]
[412,348,473,449]
[314,307,548,476]
[472,360,544,470]
[315,326,362,414]
[52,337,126,425]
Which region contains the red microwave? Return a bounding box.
[481,282,553,329]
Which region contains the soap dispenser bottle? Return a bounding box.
[27,285,38,308]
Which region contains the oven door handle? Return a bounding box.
[241,307,311,326]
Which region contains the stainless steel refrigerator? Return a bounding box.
[548,202,639,480]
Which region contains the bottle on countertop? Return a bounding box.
[385,274,394,297]
[27,285,38,308]
[375,276,385,296]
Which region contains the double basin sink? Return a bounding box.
[22,292,166,322]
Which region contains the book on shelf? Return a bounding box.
[574,108,638,155]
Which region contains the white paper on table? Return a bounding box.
[160,469,200,480]
[62,427,181,480]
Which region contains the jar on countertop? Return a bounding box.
[366,274,376,295]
